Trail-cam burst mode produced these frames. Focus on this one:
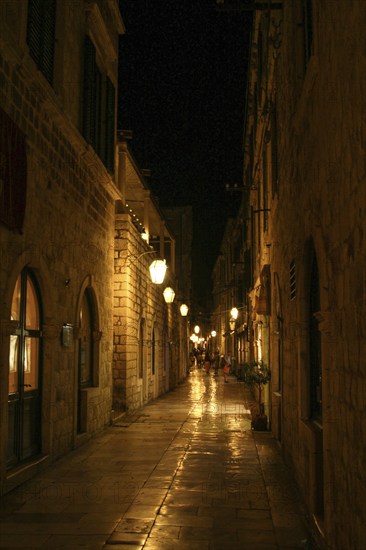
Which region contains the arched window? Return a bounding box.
[8,269,42,467]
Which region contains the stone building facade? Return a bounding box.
[214,1,366,548]
[0,0,187,496]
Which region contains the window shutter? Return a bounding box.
[105,77,115,173]
[82,36,97,146]
[95,67,103,157]
[41,0,56,84]
[27,0,55,85]
[27,0,42,65]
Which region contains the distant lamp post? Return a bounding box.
[194,325,200,334]
[163,286,175,303]
[211,330,217,337]
[149,259,167,284]
[230,307,239,320]
[180,304,189,316]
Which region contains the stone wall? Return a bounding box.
[0,0,118,493]
[272,1,366,547]
[113,215,169,413]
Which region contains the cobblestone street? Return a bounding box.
[0,369,314,549]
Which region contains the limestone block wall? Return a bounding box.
[0,10,116,490]
[270,2,366,547]
[114,215,169,413]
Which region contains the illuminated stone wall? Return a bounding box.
[0,0,122,493]
[270,2,366,548]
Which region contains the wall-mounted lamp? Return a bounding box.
[149,259,167,284]
[163,286,175,303]
[180,304,189,316]
[211,330,217,337]
[194,325,200,334]
[230,307,239,320]
[229,317,236,331]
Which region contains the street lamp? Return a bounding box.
[230,307,239,320]
[211,330,217,337]
[163,286,175,303]
[180,303,189,316]
[194,325,200,334]
[149,259,167,284]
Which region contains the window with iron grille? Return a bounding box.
[26,0,56,85]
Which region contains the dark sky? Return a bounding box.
[118,0,251,305]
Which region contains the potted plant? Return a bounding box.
[242,360,271,431]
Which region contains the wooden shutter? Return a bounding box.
[104,77,115,173]
[27,0,55,85]
[82,36,97,146]
[41,0,56,84]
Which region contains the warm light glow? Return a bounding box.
[180,303,189,316]
[141,229,148,241]
[230,307,239,320]
[194,325,200,334]
[211,330,217,337]
[149,259,167,284]
[163,286,175,303]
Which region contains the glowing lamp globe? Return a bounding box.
[230,307,239,320]
[163,286,175,303]
[180,304,189,316]
[149,259,167,284]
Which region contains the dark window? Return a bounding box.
[303,0,313,64]
[27,0,56,85]
[257,27,263,98]
[82,36,97,147]
[309,248,321,420]
[82,36,116,174]
[105,77,116,173]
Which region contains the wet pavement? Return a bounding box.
[0,369,315,549]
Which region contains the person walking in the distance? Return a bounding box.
[213,349,220,376]
[221,351,232,382]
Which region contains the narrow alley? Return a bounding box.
[0,369,313,550]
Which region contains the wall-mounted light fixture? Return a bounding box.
[230,307,239,320]
[180,304,189,316]
[149,259,167,284]
[194,325,200,334]
[163,286,175,303]
[211,330,217,337]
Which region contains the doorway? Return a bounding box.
[7,269,42,468]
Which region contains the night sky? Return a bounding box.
[118,0,251,305]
